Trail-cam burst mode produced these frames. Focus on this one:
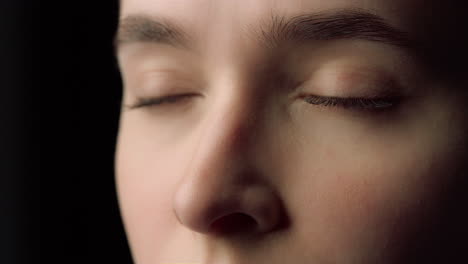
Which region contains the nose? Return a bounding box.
[172,92,285,236]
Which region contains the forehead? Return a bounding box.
[120,0,419,15]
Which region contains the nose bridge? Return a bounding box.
[183,104,254,201]
[172,74,284,235]
[202,88,256,164]
[196,67,262,168]
[183,73,260,195]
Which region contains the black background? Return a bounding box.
[1,0,132,263]
[59,1,133,263]
[2,1,40,263]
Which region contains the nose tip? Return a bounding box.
[173,182,284,236]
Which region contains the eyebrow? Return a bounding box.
[255,9,413,49]
[115,14,190,49]
[115,8,414,51]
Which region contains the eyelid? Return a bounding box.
[137,75,192,96]
[299,63,407,97]
[129,68,204,97]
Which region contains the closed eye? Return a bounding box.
[124,93,401,112]
[124,93,198,110]
[300,94,402,111]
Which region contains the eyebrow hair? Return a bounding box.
[115,14,190,49]
[254,8,413,49]
[115,8,414,51]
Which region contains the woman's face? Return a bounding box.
[115,0,468,263]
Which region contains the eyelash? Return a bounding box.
[126,93,400,111]
[125,93,196,110]
[299,94,401,111]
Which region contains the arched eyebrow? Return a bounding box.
[115,8,415,52]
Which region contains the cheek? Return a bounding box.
[286,111,463,262]
[289,147,448,262]
[115,117,196,262]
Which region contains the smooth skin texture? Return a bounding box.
[115,0,468,263]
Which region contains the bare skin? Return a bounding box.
[115,0,468,263]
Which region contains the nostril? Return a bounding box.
[210,213,258,235]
